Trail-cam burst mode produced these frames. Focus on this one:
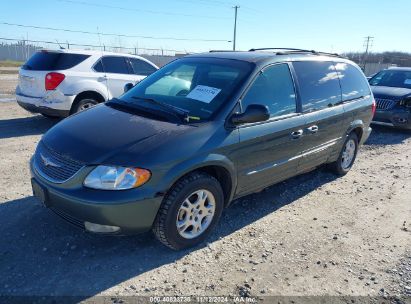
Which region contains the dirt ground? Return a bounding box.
[0,74,410,302]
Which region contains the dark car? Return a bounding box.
[369,67,411,129]
[30,49,374,250]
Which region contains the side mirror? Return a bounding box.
[231,104,270,125]
[124,83,134,93]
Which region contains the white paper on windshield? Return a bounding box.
[404,79,411,85]
[186,85,221,103]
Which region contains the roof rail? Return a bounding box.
[249,48,314,52]
[209,50,238,52]
[248,48,342,58]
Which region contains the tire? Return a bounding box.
[72,98,98,114]
[329,132,359,175]
[153,172,224,250]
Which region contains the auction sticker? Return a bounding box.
[186,85,221,103]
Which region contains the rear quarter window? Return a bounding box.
[334,62,370,101]
[22,52,90,71]
[293,61,342,112]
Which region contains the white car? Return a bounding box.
[16,49,158,117]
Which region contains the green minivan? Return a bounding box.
[30,49,374,250]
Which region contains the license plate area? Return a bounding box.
[31,178,50,207]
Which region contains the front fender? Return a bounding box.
[156,153,237,203]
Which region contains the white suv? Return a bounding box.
[16,49,158,117]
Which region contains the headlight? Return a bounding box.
[402,97,411,108]
[84,165,151,190]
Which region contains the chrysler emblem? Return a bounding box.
[40,154,61,168]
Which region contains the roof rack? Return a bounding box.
[209,50,239,52]
[248,48,342,58]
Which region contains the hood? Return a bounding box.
[42,103,193,164]
[371,86,411,99]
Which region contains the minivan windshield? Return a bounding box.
[118,57,254,122]
[369,70,411,89]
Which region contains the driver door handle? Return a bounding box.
[291,129,304,139]
[306,125,319,134]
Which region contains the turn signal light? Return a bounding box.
[371,99,376,116]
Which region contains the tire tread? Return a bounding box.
[152,171,219,250]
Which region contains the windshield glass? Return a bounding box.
[369,70,411,89]
[118,57,254,121]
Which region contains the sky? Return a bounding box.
[0,0,410,54]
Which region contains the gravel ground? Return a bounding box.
[0,76,410,302]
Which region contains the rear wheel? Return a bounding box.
[153,172,224,250]
[72,98,98,114]
[329,132,359,175]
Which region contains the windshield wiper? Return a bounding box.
[131,96,190,122]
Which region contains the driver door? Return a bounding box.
[232,63,306,196]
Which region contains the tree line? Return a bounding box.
[343,51,411,67]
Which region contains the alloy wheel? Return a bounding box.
[176,189,216,239]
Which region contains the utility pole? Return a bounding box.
[362,36,374,71]
[232,5,240,51]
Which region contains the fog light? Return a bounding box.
[84,221,120,233]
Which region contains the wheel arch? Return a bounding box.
[158,155,237,208]
[70,90,106,114]
[346,120,364,142]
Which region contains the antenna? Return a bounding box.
[96,26,109,97]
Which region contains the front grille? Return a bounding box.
[34,142,84,183]
[375,98,397,110]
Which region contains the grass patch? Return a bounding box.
[0,60,23,67]
[0,70,18,74]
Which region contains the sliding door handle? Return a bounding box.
[306,125,319,134]
[291,129,304,139]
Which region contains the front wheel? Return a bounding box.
[153,172,224,250]
[329,132,359,175]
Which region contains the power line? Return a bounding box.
[362,36,374,70]
[57,0,229,20]
[0,22,230,42]
[0,36,189,54]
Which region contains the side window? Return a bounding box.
[129,58,157,76]
[241,63,296,118]
[334,62,370,101]
[93,59,104,72]
[100,56,130,74]
[293,61,341,112]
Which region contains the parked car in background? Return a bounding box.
[369,67,411,129]
[30,49,374,250]
[16,49,158,118]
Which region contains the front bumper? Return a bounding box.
[30,160,163,235]
[372,109,411,130]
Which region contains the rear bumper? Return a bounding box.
[372,109,411,130]
[360,126,372,145]
[17,100,69,117]
[16,86,74,117]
